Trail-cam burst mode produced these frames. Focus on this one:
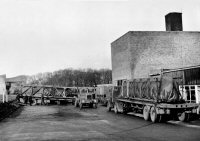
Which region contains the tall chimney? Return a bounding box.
[165,12,183,31]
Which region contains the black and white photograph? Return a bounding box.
[0,0,200,140]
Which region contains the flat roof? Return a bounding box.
[111,31,200,45]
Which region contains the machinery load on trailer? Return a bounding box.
[107,66,200,123]
[19,85,79,105]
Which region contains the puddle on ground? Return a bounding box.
[52,111,83,119]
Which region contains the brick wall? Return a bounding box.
[111,31,200,83]
[111,32,131,85]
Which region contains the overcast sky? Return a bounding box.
[0,0,200,77]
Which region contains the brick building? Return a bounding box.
[111,13,200,85]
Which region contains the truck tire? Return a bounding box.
[114,103,118,114]
[107,102,111,112]
[143,106,150,121]
[74,100,78,107]
[93,103,97,109]
[150,106,158,123]
[32,99,37,106]
[177,112,187,122]
[178,112,188,122]
[79,103,82,110]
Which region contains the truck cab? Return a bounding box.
[74,87,98,109]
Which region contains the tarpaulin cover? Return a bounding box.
[126,76,181,103]
[159,75,181,102]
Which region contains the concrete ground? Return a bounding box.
[0,104,200,141]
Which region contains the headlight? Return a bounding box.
[81,100,85,103]
[93,99,97,103]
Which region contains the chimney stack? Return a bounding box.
[165,12,183,31]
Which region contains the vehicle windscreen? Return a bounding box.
[81,89,88,93]
[65,88,79,97]
[88,89,95,93]
[87,95,92,100]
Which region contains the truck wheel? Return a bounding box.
[114,103,118,114]
[143,106,150,121]
[79,103,82,110]
[32,99,37,106]
[74,100,78,107]
[107,102,111,112]
[93,103,97,109]
[178,112,188,122]
[150,106,158,123]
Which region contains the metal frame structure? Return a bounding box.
[19,85,79,104]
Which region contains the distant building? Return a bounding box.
[111,12,200,85]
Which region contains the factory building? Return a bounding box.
[111,12,200,85]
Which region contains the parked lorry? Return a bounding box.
[96,84,113,106]
[74,87,98,109]
[107,66,200,122]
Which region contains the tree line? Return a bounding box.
[27,68,112,87]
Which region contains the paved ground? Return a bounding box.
[0,104,200,141]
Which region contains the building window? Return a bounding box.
[117,80,123,86]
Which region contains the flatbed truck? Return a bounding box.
[108,66,200,122]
